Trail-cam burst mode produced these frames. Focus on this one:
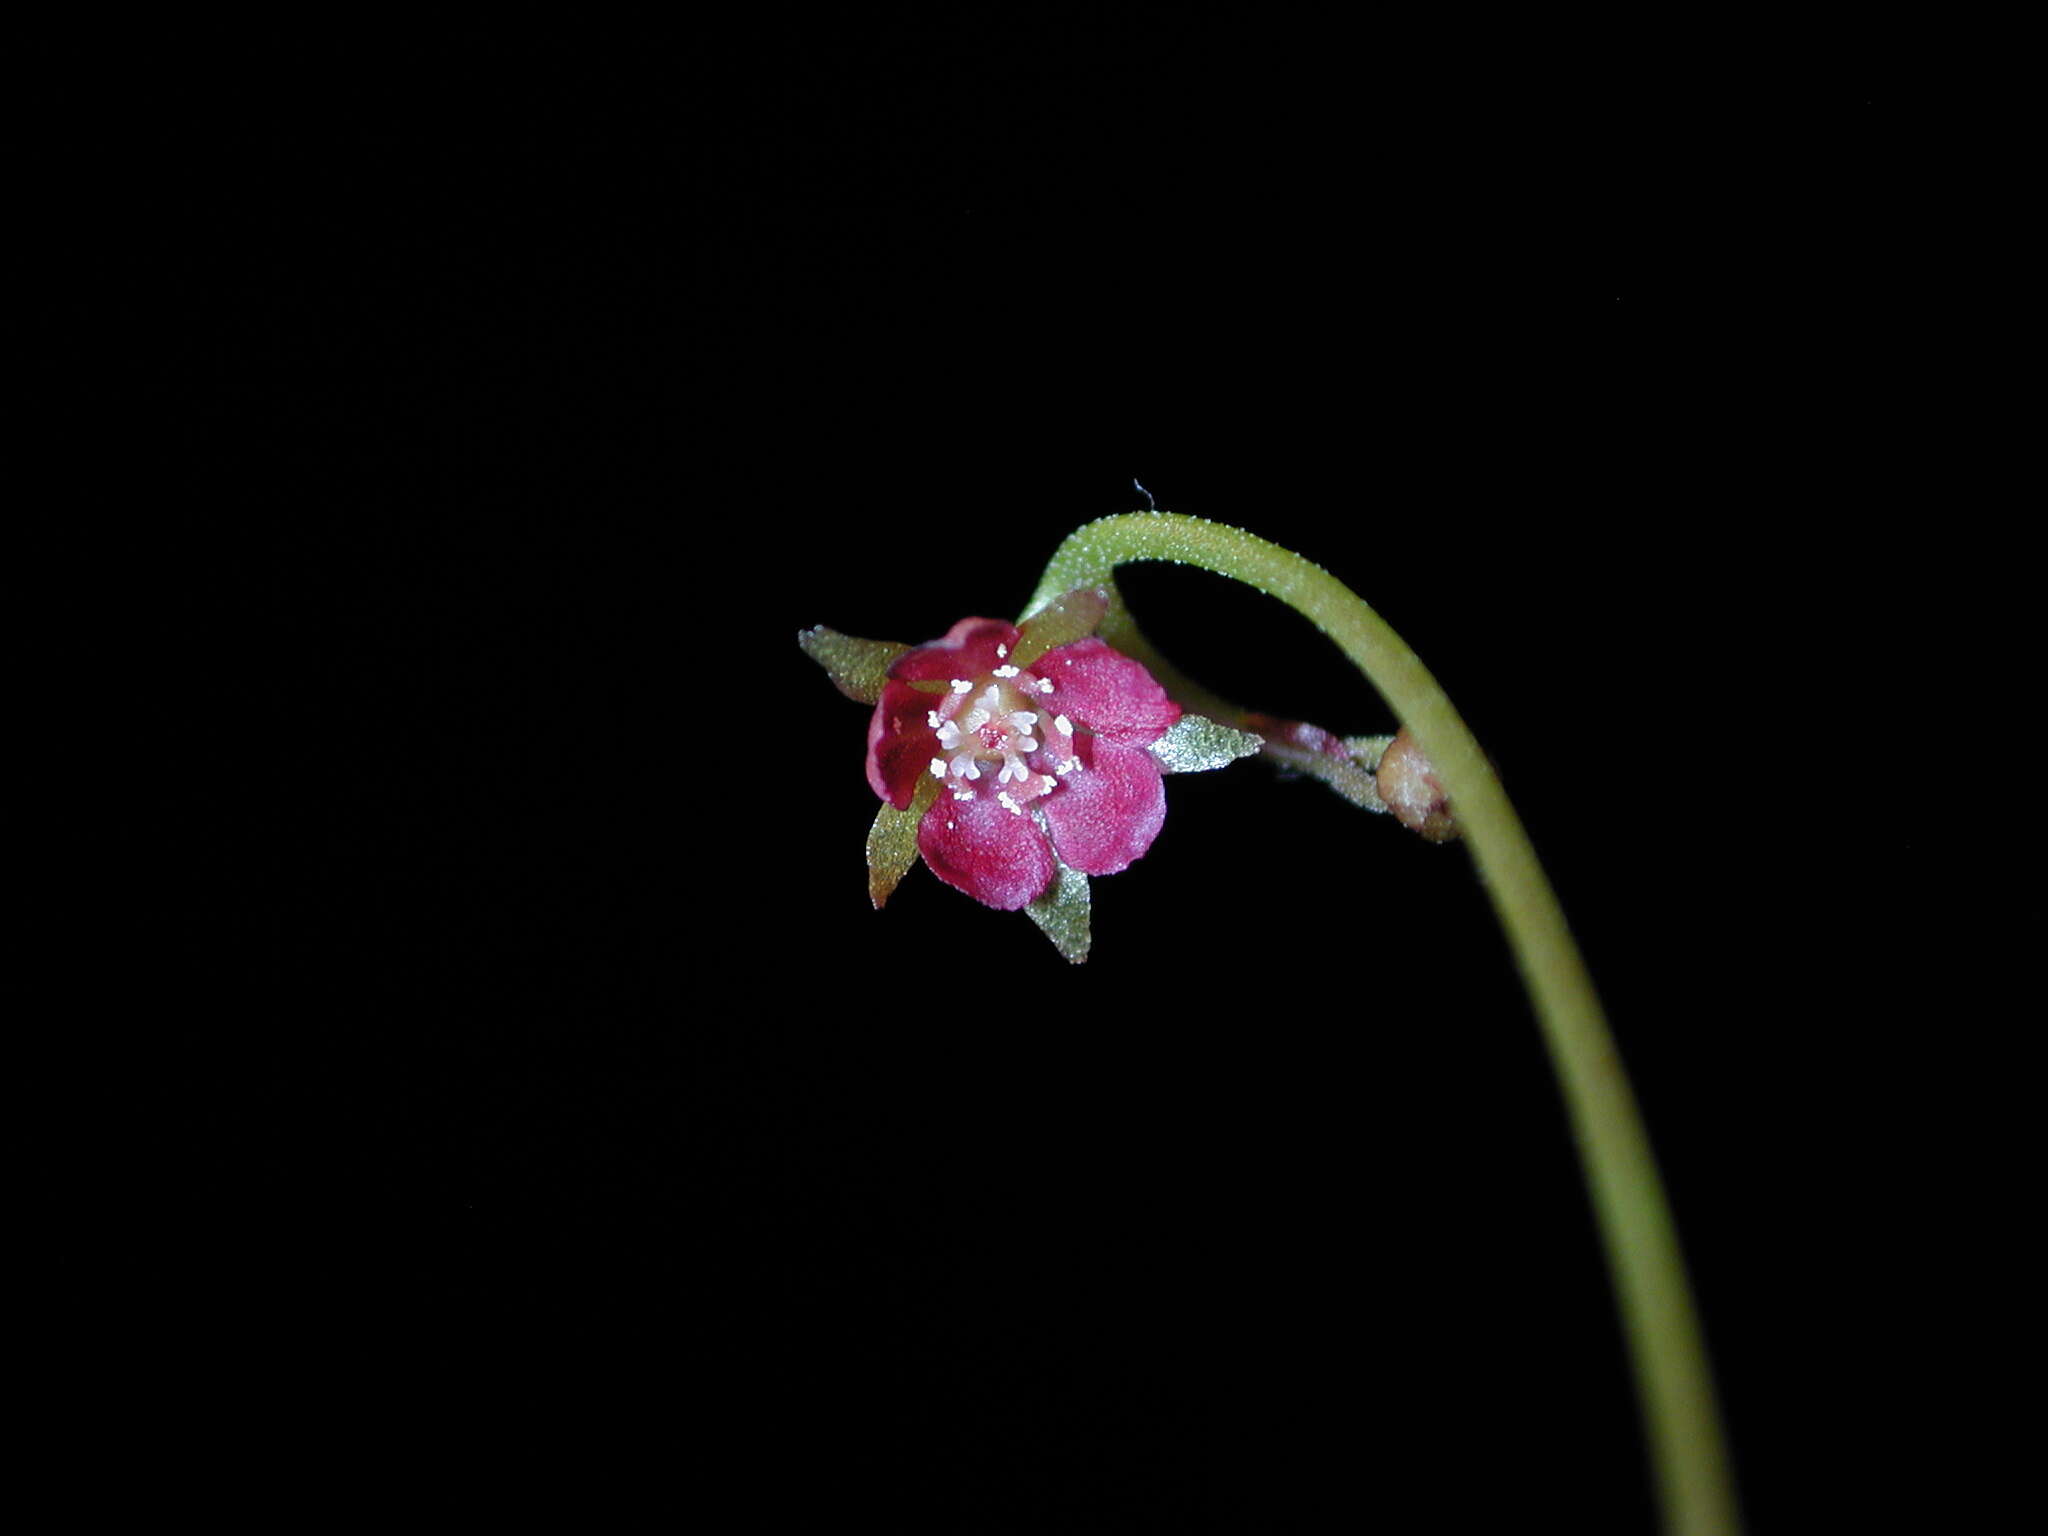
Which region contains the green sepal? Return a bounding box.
[1011,585,1111,668]
[799,625,910,704]
[1023,858,1091,964]
[866,776,938,908]
[1149,714,1265,774]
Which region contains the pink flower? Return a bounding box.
[802,588,1261,958]
[869,615,1183,909]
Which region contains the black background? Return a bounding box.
[145,22,2018,1531]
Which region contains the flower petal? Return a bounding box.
[887,617,1020,683]
[1031,638,1182,745]
[866,679,942,809]
[1040,735,1167,876]
[916,792,1058,910]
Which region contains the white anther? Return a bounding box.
[950,752,981,780]
[1055,755,1082,776]
[935,721,963,750]
[1009,711,1038,728]
[950,679,972,693]
[1015,736,1039,753]
[951,790,975,803]
[992,664,1019,678]
[926,709,942,729]
[929,758,948,778]
[997,791,1023,815]
[1037,678,1055,693]
[1054,714,1072,735]
[996,643,1008,658]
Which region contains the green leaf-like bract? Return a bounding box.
[1262,732,1395,811]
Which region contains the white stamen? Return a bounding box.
[950,679,972,693]
[997,791,1023,815]
[1037,678,1055,693]
[929,758,947,778]
[951,789,975,802]
[935,721,963,750]
[996,643,1007,658]
[1009,711,1038,728]
[1054,714,1072,735]
[1015,736,1039,752]
[926,709,942,729]
[977,685,1001,711]
[992,664,1019,678]
[1055,755,1082,776]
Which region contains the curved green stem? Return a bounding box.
[1025,515,1741,1536]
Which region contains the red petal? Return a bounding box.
[916,792,1058,910]
[887,617,1021,683]
[866,679,939,809]
[1040,736,1167,877]
[1032,638,1181,745]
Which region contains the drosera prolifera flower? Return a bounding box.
[800,586,1262,961]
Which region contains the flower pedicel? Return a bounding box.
[796,512,1739,1534]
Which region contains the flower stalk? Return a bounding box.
[1022,514,1741,1536]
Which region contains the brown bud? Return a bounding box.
[1375,727,1460,842]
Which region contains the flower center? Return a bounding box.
[923,669,1078,814]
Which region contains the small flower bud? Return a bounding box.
[1375,727,1460,842]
